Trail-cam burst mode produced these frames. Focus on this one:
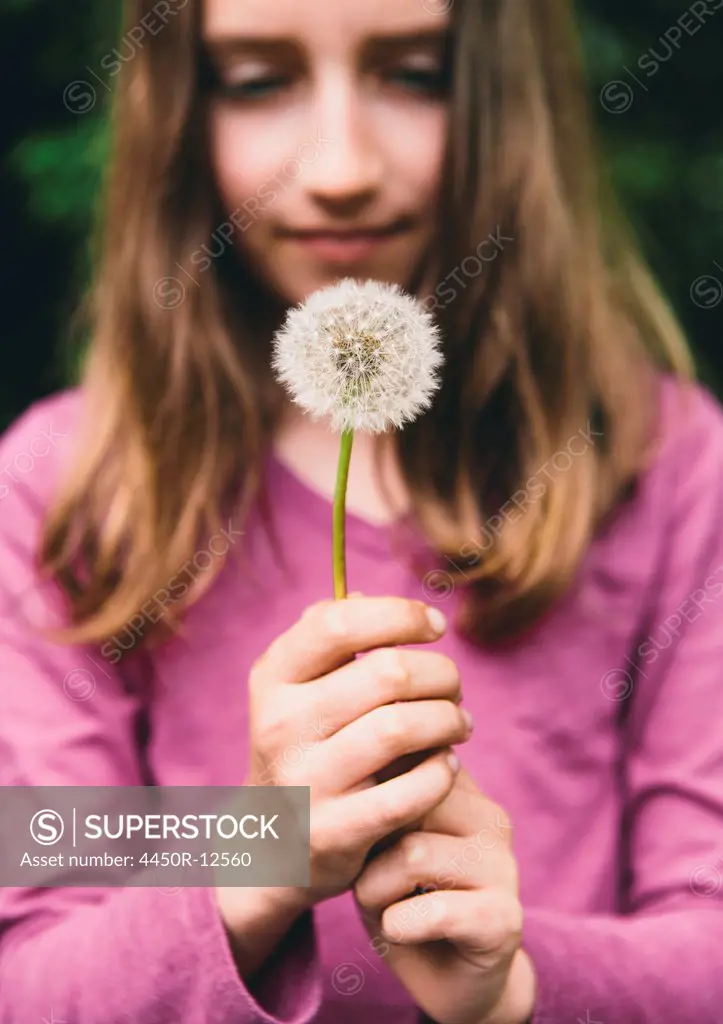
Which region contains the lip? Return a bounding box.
[280,222,409,262]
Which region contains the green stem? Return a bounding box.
[333,429,354,600]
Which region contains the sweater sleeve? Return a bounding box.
[0,403,322,1024]
[524,380,723,1024]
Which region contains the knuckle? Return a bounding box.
[310,807,345,861]
[254,708,289,755]
[505,857,520,894]
[301,599,330,623]
[400,832,427,869]
[455,706,470,735]
[438,704,465,742]
[354,877,375,910]
[254,766,276,786]
[372,648,410,699]
[248,652,269,688]
[302,599,346,639]
[319,600,350,640]
[428,892,448,925]
[374,703,407,755]
[492,892,523,944]
[386,597,426,637]
[406,599,431,635]
[298,705,328,749]
[431,758,457,800]
[492,804,513,837]
[309,825,332,867]
[509,896,524,938]
[422,751,451,788]
[374,785,403,831]
[440,656,462,701]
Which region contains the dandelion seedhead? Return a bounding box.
[271,278,444,434]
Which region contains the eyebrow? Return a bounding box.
[203,28,451,60]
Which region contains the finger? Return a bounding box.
[325,749,458,852]
[252,597,447,685]
[379,887,523,957]
[354,831,516,913]
[421,768,514,845]
[317,699,471,792]
[308,647,462,737]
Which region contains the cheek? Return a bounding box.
[372,104,447,200]
[209,108,292,209]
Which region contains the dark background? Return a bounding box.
[1,0,722,430]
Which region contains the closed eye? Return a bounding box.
[215,74,292,101]
[384,65,449,96]
[217,67,449,103]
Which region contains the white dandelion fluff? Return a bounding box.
[271,277,444,599]
[271,277,444,434]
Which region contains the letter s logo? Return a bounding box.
[30,809,65,845]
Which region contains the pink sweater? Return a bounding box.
[1,374,723,1023]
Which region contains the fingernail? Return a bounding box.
[426,607,447,636]
[447,752,460,772]
[462,709,474,734]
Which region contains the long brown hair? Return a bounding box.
[39,0,695,651]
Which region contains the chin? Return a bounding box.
[275,263,419,306]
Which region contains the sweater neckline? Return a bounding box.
[265,449,420,561]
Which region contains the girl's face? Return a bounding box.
[203,0,450,306]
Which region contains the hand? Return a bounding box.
[223,596,473,929]
[353,767,536,1024]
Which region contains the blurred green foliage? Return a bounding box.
[1,0,722,429]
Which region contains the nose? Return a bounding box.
[302,78,384,210]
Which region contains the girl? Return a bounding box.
[1,0,722,1021]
